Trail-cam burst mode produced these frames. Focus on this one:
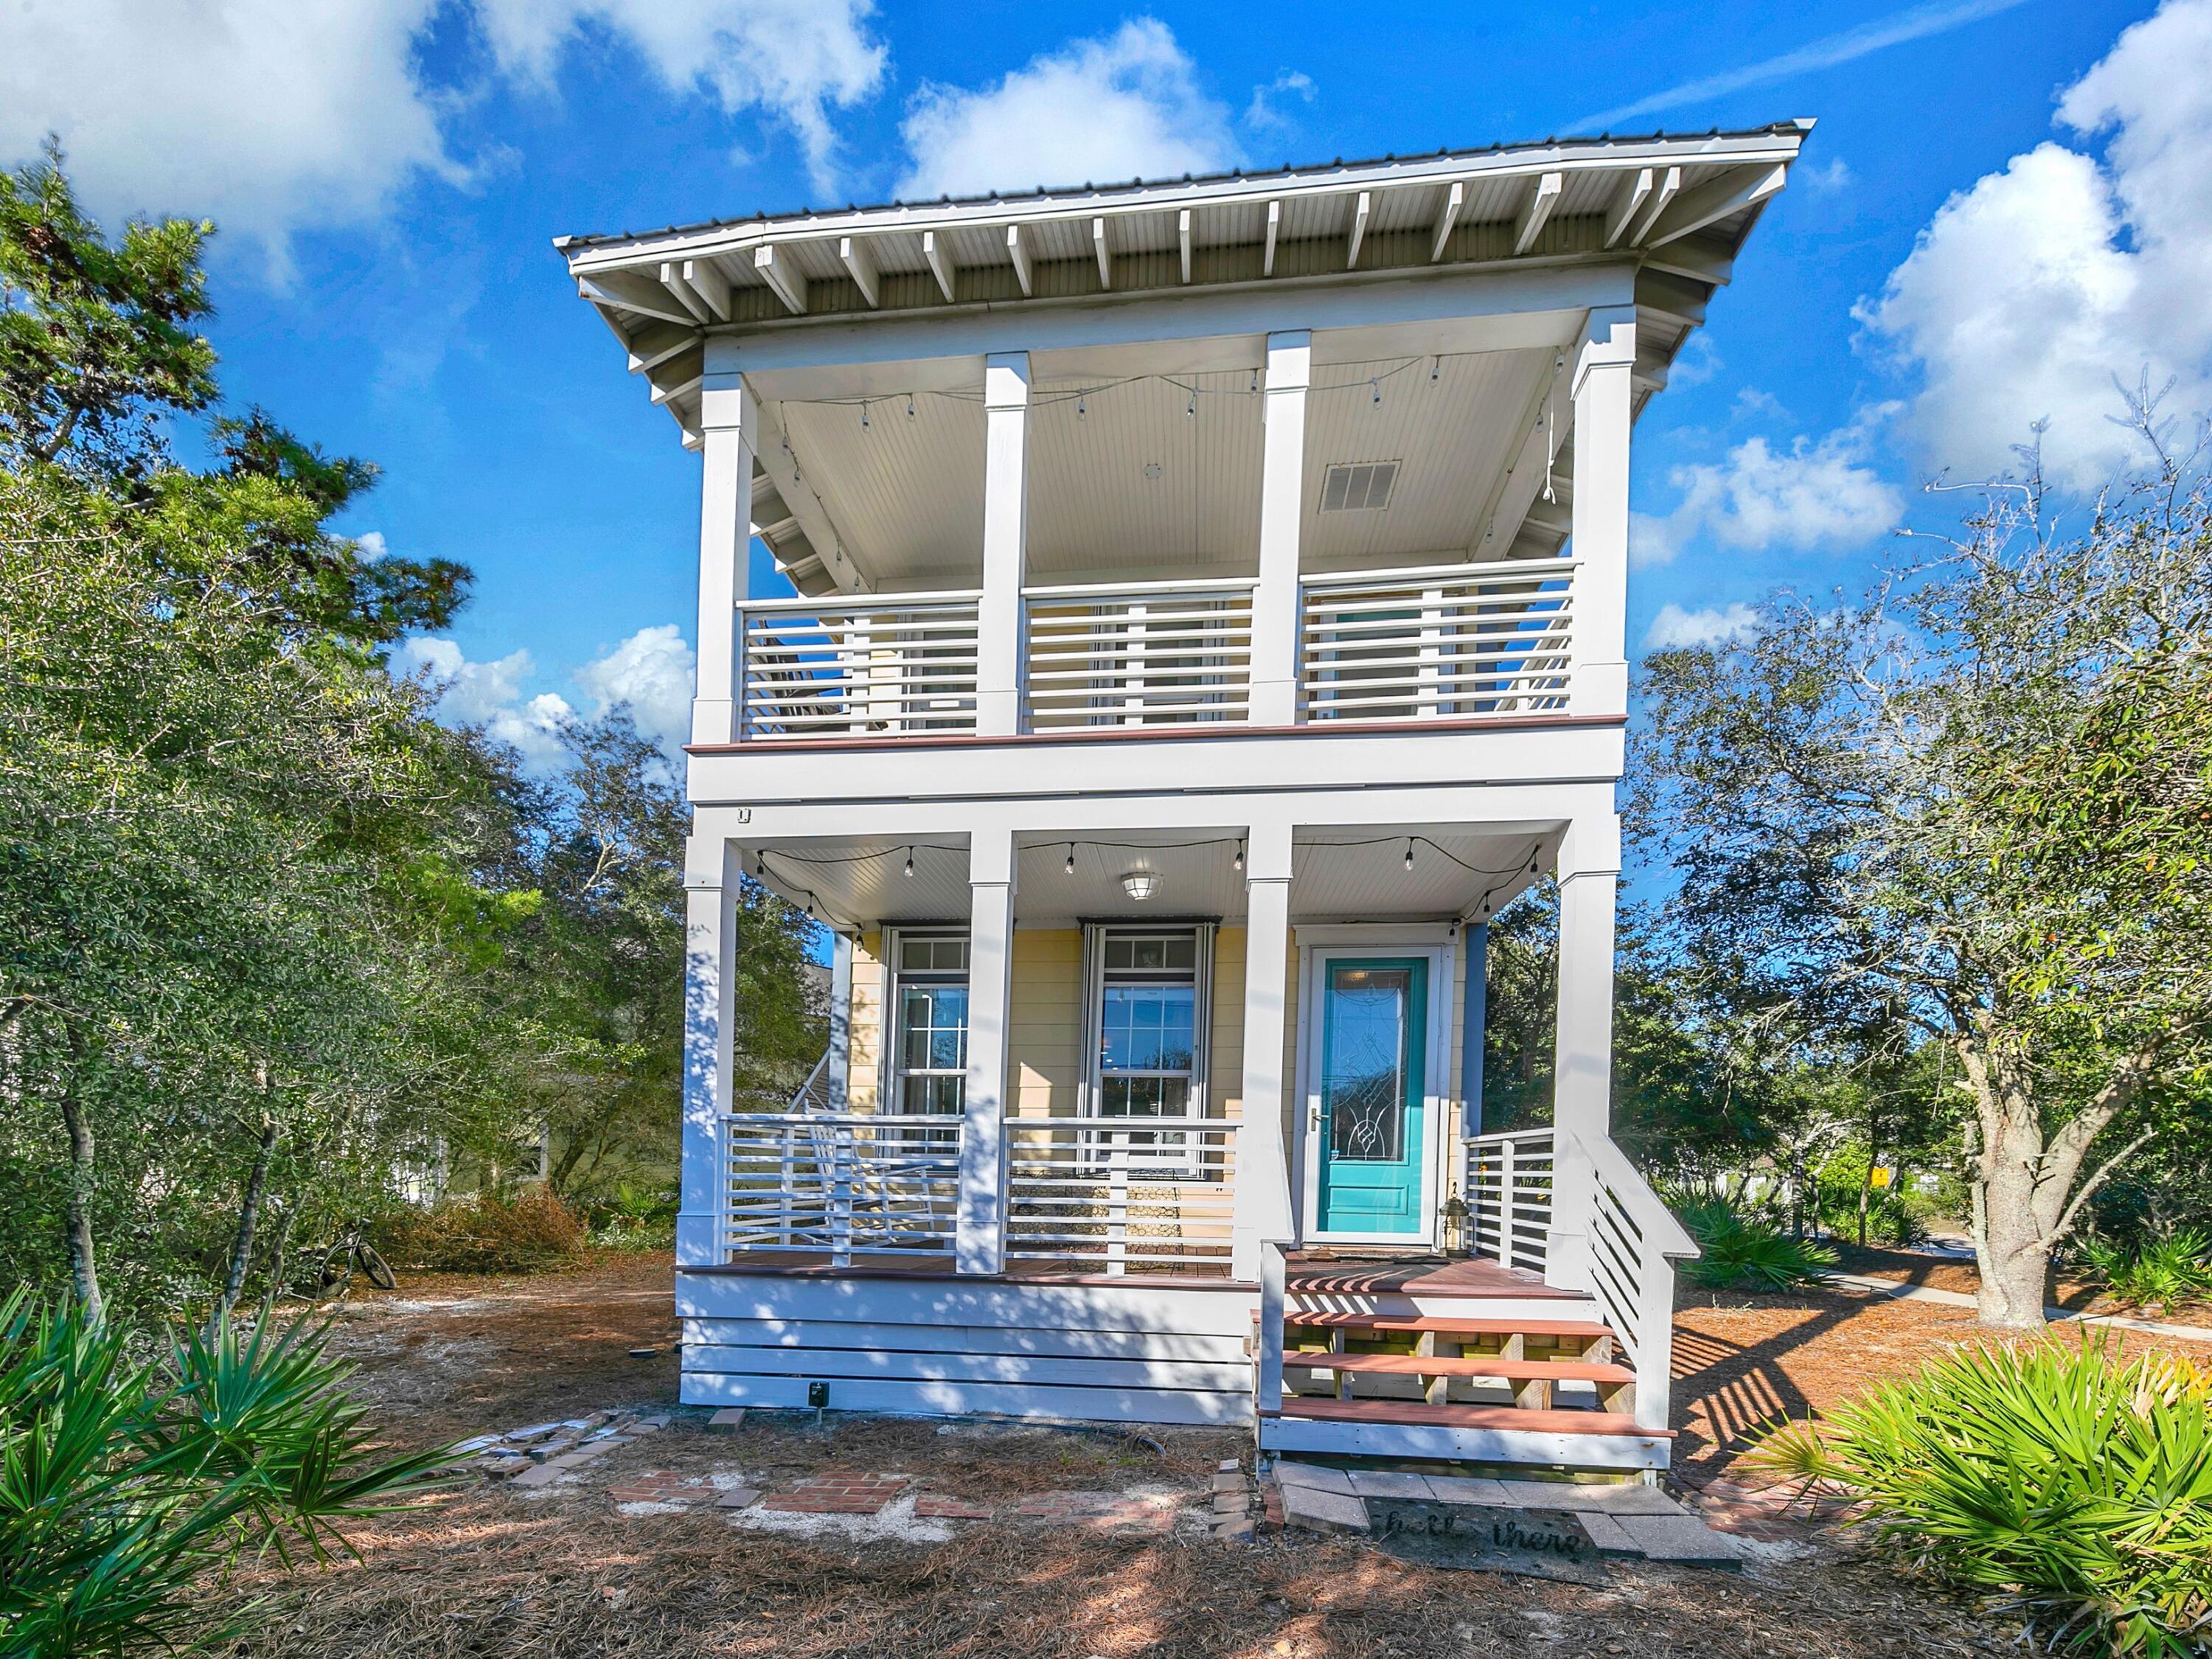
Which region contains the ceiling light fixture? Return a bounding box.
[1065,844,1076,875]
[903,848,915,877]
[1233,838,1245,872]
[1404,838,1416,871]
[1120,870,1162,902]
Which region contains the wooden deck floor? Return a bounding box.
[686,1248,1576,1298]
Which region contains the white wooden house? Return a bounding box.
[558,125,1807,1475]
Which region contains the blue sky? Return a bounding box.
[7,0,2205,765]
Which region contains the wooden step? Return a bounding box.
[1281,1352,1633,1384]
[1273,1394,1669,1439]
[1280,1312,1613,1341]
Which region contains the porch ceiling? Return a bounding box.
[740,824,1559,934]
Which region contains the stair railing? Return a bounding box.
[1574,1133,1700,1433]
[1253,1239,1288,1426]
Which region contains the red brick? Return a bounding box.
[915,1495,994,1520]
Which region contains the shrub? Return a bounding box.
[2079,1231,2212,1312]
[1672,1192,1838,1292]
[0,1294,451,1656]
[583,1183,678,1253]
[372,1190,588,1274]
[1751,1341,2212,1657]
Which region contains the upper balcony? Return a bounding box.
[557,127,1809,786]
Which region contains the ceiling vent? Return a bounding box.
[1319,460,1399,512]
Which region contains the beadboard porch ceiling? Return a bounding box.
[742,825,1560,933]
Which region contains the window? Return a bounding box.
[1082,926,1212,1137]
[888,933,969,1117]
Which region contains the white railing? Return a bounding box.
[788,1051,833,1114]
[1580,1133,1700,1433]
[1005,1118,1239,1275]
[1298,557,1577,723]
[1462,1127,1557,1275]
[721,1112,961,1265]
[1023,577,1256,729]
[737,592,981,739]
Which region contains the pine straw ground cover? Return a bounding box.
[206,1483,2012,1659]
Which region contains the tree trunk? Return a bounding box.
[258,1201,296,1318]
[1973,1122,2054,1327]
[59,1082,103,1325]
[213,1116,279,1331]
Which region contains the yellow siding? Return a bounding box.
[849,931,886,1110]
[1209,927,1245,1121]
[1009,928,1082,1119]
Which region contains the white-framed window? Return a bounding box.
[1079,924,1214,1136]
[883,931,970,1117]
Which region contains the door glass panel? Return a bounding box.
[897,984,967,1114]
[1323,966,1410,1162]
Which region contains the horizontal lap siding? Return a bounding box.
[677,1270,1259,1427]
[852,931,886,1110]
[1011,928,1080,1120]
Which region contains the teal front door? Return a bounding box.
[1314,958,1428,1236]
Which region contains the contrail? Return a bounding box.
[1577,0,2036,130]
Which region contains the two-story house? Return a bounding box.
[558,124,1806,1475]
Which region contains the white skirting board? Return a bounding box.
[679,1369,1253,1427]
[1259,1413,1671,1471]
[675,1270,1258,1336]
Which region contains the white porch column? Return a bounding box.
[1568,307,1635,719]
[957,826,1017,1273]
[1231,821,1296,1280]
[827,930,854,1108]
[976,352,1032,736]
[1545,812,1621,1290]
[1249,332,1311,728]
[694,358,757,745]
[676,838,742,1266]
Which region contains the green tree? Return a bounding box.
[1635,437,2212,1326]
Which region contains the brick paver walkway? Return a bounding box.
[762,1473,912,1515]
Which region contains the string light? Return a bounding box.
[1076,393,1086,420]
[1430,356,1441,383]
[1186,389,1197,417]
[1065,844,1076,875]
[1233,838,1245,872]
[1249,370,1259,394]
[860,403,869,429]
[905,394,916,420]
[902,847,915,877]
[1404,838,1416,872]
[1371,377,1382,407]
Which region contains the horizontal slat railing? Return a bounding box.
[1463,1127,1556,1275]
[737,592,981,739]
[1023,577,1256,729]
[1577,1133,1699,1433]
[1298,557,1577,723]
[1006,1118,1239,1275]
[721,1113,960,1266]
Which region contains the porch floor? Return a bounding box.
[687,1250,1576,1298]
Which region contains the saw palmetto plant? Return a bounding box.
[1751,1340,2212,1657]
[0,1293,453,1658]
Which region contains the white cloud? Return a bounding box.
[573,623,695,755]
[1645,602,1761,651]
[354,531,389,560]
[473,0,886,191]
[396,625,695,765]
[1634,420,1904,567]
[1803,156,1854,193]
[897,20,1235,200]
[396,636,575,764]
[1860,0,2212,489]
[0,0,886,259]
[1245,70,1316,133]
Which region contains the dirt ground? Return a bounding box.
[1831,1241,2212,1328]
[179,1250,2194,1658]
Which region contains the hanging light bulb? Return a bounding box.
[754,852,766,877]
[1249,369,1259,394]
[1404,838,1416,872]
[902,847,915,878]
[906,394,916,420]
[1233,838,1245,872]
[1371,377,1382,407]
[1186,388,1197,418]
[1077,392,1086,420]
[1430,356,1441,383]
[860,402,869,429]
[1065,844,1077,875]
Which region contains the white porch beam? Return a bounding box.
[1569,306,1635,718]
[1347,191,1371,268]
[684,258,732,321]
[692,369,755,745]
[1231,820,1296,1280]
[838,236,880,307]
[1627,164,1680,246]
[676,838,742,1266]
[1178,208,1193,283]
[751,400,872,595]
[1006,223,1032,296]
[976,352,1031,735]
[1429,180,1464,262]
[923,231,956,302]
[754,244,807,314]
[956,827,1017,1275]
[1645,162,1787,248]
[579,274,694,329]
[661,261,712,324]
[1263,199,1281,276]
[1250,331,1311,727]
[626,324,697,378]
[1604,168,1653,249]
[1514,171,1562,256]
[1093,217,1112,288]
